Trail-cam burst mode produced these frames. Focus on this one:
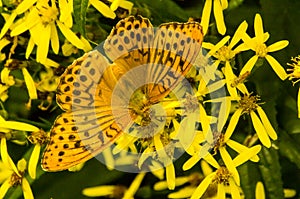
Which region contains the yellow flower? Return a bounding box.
[82,173,145,198]
[27,130,48,179]
[0,84,10,102]
[0,37,11,62]
[8,0,87,64]
[190,146,261,199]
[240,13,289,80]
[287,55,300,118]
[201,0,228,35]
[37,68,60,92]
[0,138,34,199]
[89,0,134,19]
[226,94,278,148]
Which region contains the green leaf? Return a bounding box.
[278,130,300,169]
[73,0,89,35]
[258,147,284,199]
[239,162,260,199]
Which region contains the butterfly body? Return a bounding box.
[42,15,203,171]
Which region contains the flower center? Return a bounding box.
[287,56,300,85]
[255,43,268,57]
[213,166,231,185]
[211,132,225,154]
[27,130,48,145]
[37,2,58,25]
[238,94,260,114]
[10,172,24,186]
[216,46,235,62]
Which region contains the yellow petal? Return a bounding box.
[110,0,121,11]
[22,67,38,99]
[203,153,220,169]
[22,178,34,199]
[0,12,17,39]
[240,55,258,76]
[119,0,134,12]
[200,0,212,35]
[298,87,300,118]
[220,0,228,9]
[102,148,114,170]
[217,183,226,199]
[265,55,288,80]
[56,20,85,49]
[90,0,116,19]
[232,145,262,167]
[0,179,11,198]
[15,0,37,14]
[256,106,277,140]
[200,160,213,176]
[166,164,176,190]
[250,111,271,148]
[28,144,41,179]
[229,21,248,49]
[254,13,264,44]
[190,172,215,199]
[255,181,265,199]
[267,40,289,52]
[25,37,35,59]
[217,94,231,132]
[168,186,196,199]
[209,35,230,56]
[1,138,20,176]
[183,155,201,171]
[213,0,226,35]
[227,139,260,162]
[1,67,11,85]
[50,23,59,54]
[220,147,240,186]
[229,178,242,199]
[82,185,115,197]
[0,119,39,132]
[11,9,40,37]
[224,109,242,142]
[123,173,146,199]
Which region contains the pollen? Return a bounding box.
[255,43,268,57]
[216,46,235,61]
[37,2,59,25]
[238,94,261,114]
[287,56,300,85]
[10,172,24,187]
[213,166,231,185]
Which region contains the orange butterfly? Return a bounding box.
[42,15,203,171]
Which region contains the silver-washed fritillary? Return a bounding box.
[41,15,203,171]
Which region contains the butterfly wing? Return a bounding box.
[146,21,203,103]
[42,51,125,171]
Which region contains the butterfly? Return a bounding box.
[41,15,203,171]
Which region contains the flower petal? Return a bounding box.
[200,0,212,35]
[229,21,248,49]
[227,139,260,162]
[90,0,116,19]
[265,55,288,80]
[56,21,85,49]
[28,144,40,179]
[15,0,37,14]
[267,40,289,52]
[254,13,264,43]
[123,173,146,199]
[82,185,115,197]
[213,0,226,35]
[0,12,17,39]
[50,23,59,54]
[224,109,242,142]
[22,67,38,99]
[298,87,300,118]
[25,37,35,59]
[190,172,215,199]
[240,55,258,76]
[1,138,20,176]
[220,147,240,186]
[257,106,277,140]
[229,177,242,199]
[217,183,226,199]
[166,164,176,190]
[250,111,271,148]
[0,120,39,131]
[232,145,262,167]
[255,181,265,199]
[22,178,34,199]
[0,179,11,198]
